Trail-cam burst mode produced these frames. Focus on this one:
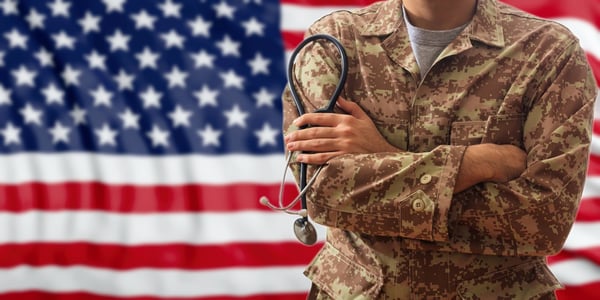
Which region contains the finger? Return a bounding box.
[285,126,337,143]
[335,97,369,120]
[287,138,340,153]
[293,112,347,128]
[296,151,343,165]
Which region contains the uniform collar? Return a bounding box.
[360,0,505,48]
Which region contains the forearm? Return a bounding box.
[454,144,526,194]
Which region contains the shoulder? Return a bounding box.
[497,1,579,47]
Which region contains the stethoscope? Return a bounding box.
[259,34,348,246]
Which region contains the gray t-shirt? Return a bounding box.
[403,7,469,78]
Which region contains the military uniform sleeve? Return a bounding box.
[282,26,467,243]
[449,41,597,256]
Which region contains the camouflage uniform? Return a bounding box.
[282,0,598,299]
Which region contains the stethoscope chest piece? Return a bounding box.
[293,217,317,246]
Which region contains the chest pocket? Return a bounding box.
[450,114,524,147]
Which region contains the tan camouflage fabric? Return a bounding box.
[281,0,598,299]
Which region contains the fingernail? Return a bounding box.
[296,154,304,162]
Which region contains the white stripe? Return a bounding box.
[590,133,600,158]
[0,265,311,297]
[0,152,296,184]
[582,176,600,199]
[0,211,327,245]
[554,17,600,60]
[280,4,357,31]
[549,258,600,286]
[563,221,600,250]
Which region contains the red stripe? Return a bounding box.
[282,31,305,51]
[0,182,300,213]
[555,282,600,300]
[501,0,600,30]
[280,0,378,6]
[0,242,323,269]
[0,291,308,300]
[576,198,600,222]
[549,247,600,265]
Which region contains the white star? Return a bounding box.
[0,0,18,16]
[191,50,215,68]
[119,108,140,129]
[48,121,71,144]
[139,86,162,108]
[70,104,87,125]
[146,125,169,148]
[0,51,4,67]
[254,122,279,147]
[191,50,215,69]
[5,29,27,49]
[0,84,11,105]
[197,124,222,147]
[12,65,37,87]
[114,69,134,91]
[243,0,262,3]
[79,11,101,33]
[158,0,181,18]
[224,105,249,128]
[248,52,270,75]
[85,50,107,70]
[164,66,188,88]
[188,16,211,37]
[131,10,156,30]
[213,1,235,19]
[106,29,130,52]
[168,105,193,127]
[0,122,20,146]
[90,85,113,107]
[254,87,275,107]
[52,31,76,49]
[95,123,118,146]
[194,85,219,107]
[135,47,159,69]
[216,35,240,57]
[160,29,185,49]
[102,0,126,13]
[26,9,46,29]
[19,103,43,125]
[220,69,244,89]
[241,17,265,36]
[61,64,81,86]
[48,0,71,17]
[35,48,54,67]
[41,83,65,105]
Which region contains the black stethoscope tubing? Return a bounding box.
[286,34,348,245]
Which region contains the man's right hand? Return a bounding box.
[454,144,527,194]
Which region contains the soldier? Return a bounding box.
[282,0,598,298]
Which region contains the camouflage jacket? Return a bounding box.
[282,0,597,298]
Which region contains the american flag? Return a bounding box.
[0,0,597,299]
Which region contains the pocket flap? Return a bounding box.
[304,243,383,299]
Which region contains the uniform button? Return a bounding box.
[420,174,432,184]
[412,198,425,211]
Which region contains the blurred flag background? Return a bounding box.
[0,0,598,299]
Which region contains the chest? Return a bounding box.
[348,45,536,152]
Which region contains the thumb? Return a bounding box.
[336,97,369,120]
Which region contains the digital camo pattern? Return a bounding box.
[281,0,598,298]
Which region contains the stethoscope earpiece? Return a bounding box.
[259,34,348,246]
